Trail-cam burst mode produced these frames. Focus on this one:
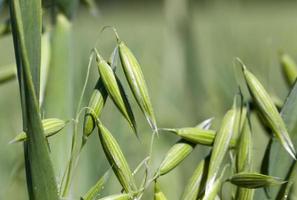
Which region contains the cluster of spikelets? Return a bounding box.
[6,28,297,199]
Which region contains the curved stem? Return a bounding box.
[60,52,95,197]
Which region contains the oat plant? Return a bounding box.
[3,1,297,199]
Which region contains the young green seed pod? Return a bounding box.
[9,118,67,143]
[158,118,213,176]
[160,127,236,148]
[95,50,137,136]
[98,193,131,200]
[235,113,254,200]
[231,93,243,145]
[83,78,108,138]
[228,172,286,188]
[97,123,137,193]
[159,139,195,176]
[280,53,297,86]
[241,62,296,159]
[154,182,168,200]
[236,120,253,173]
[181,158,206,200]
[205,96,238,196]
[118,39,157,132]
[83,47,120,142]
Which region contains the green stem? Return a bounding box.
[60,52,95,197]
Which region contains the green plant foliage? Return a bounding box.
[9,0,58,199]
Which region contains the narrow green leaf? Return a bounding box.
[9,0,59,199]
[266,81,297,199]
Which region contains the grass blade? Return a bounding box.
[267,81,297,198]
[9,0,58,199]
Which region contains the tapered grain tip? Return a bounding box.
[197,117,214,129]
[235,57,247,72]
[158,128,176,133]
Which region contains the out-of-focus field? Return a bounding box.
[1,1,297,199]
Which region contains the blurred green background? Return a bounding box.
[1,0,297,199]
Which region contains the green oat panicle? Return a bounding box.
[97,123,137,193]
[95,49,137,136]
[154,181,168,200]
[158,118,213,176]
[280,53,297,86]
[116,33,157,132]
[9,118,67,143]
[239,60,296,159]
[228,172,286,189]
[83,47,120,142]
